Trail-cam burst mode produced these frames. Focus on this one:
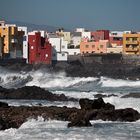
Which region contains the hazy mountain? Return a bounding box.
[6,21,63,32]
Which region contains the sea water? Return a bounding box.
[0,66,140,140]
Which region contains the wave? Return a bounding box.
[0,117,140,140]
[100,77,140,87]
[1,66,140,90]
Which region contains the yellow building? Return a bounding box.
[123,33,140,55]
[0,24,24,58]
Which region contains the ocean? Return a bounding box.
[0,66,140,140]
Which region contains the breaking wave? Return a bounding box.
[0,117,140,140]
[0,66,140,90]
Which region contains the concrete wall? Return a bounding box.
[67,48,80,55]
[107,47,123,54]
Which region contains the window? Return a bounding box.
[126,38,129,41]
[23,36,26,41]
[85,45,89,48]
[100,45,103,48]
[92,45,95,48]
[62,53,65,56]
[62,45,65,49]
[45,54,48,58]
[132,38,137,41]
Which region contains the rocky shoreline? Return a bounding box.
[0,86,77,101]
[0,87,139,130]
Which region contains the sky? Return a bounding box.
[0,0,140,31]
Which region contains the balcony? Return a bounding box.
[125,47,139,52]
[125,40,138,44]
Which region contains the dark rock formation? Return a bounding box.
[68,111,92,127]
[79,98,115,110]
[94,94,118,98]
[0,98,139,130]
[0,86,77,101]
[0,101,9,108]
[121,93,140,98]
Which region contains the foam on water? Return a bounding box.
[0,118,140,140]
[100,77,140,87]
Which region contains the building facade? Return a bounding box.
[80,40,109,54]
[109,31,123,47]
[0,24,24,58]
[18,27,28,62]
[91,30,109,41]
[48,35,68,61]
[0,37,3,58]
[123,33,140,55]
[107,46,123,54]
[28,32,52,64]
[82,31,91,41]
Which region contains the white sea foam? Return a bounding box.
[0,118,140,140]
[26,70,98,89]
[100,77,140,87]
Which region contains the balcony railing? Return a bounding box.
[125,47,139,52]
[125,40,138,44]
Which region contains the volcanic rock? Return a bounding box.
[0,86,77,101]
[0,101,9,107]
[121,93,140,98]
[79,97,115,110]
[94,94,118,98]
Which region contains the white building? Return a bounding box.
[18,27,28,62]
[48,34,68,61]
[67,48,80,55]
[0,37,2,58]
[75,28,85,32]
[82,31,91,40]
[71,32,82,47]
[110,31,123,37]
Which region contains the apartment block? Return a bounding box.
[123,33,140,55]
[28,32,52,64]
[0,36,3,58]
[91,30,109,41]
[18,26,28,62]
[0,24,24,58]
[48,34,68,61]
[110,31,123,47]
[80,40,109,54]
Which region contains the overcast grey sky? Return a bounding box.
[0,0,140,30]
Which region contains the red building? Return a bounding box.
[91,30,109,41]
[28,32,52,64]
